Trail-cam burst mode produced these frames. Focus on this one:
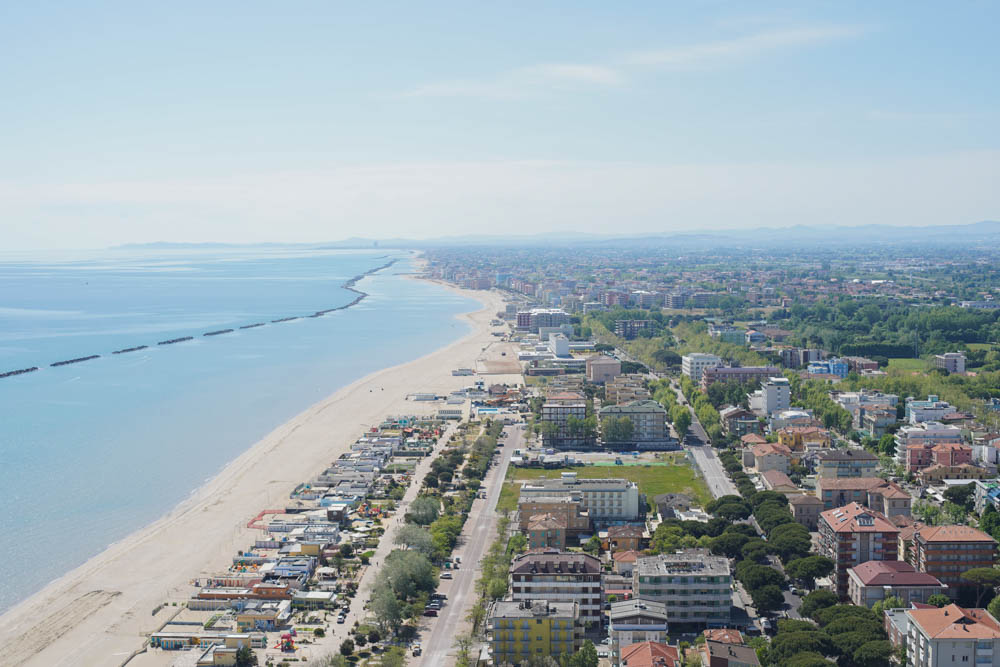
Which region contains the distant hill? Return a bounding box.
[115,220,1000,250]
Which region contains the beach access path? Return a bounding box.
[413,421,523,667]
[0,282,507,667]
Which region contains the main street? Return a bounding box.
[414,422,523,667]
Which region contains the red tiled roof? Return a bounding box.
[820,502,898,534]
[620,641,681,667]
[916,525,996,544]
[908,604,1000,640]
[849,560,945,587]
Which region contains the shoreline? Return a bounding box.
[0,267,506,666]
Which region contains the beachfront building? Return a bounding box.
[509,550,603,627]
[633,550,732,628]
[519,472,642,524]
[490,600,580,664]
[681,353,721,383]
[818,502,899,598]
[516,308,570,333]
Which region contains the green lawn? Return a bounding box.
[968,343,997,351]
[500,460,712,512]
[888,358,929,371]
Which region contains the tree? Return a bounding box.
[871,594,904,618]
[801,590,838,620]
[785,555,835,589]
[601,416,635,442]
[741,538,771,563]
[583,536,601,555]
[380,647,406,667]
[370,584,403,634]
[566,640,599,667]
[982,505,1000,539]
[340,639,355,656]
[927,593,951,608]
[407,496,440,525]
[711,532,750,559]
[750,584,784,613]
[853,640,894,667]
[988,594,1000,621]
[235,645,258,667]
[713,502,752,521]
[740,564,785,591]
[339,543,355,559]
[769,632,835,664]
[785,652,835,667]
[394,524,435,556]
[961,567,1000,606]
[672,406,691,438]
[943,483,975,511]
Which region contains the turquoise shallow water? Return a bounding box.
[0,247,478,612]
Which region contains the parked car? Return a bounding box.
[440,572,452,579]
[412,643,422,656]
[337,615,346,624]
[430,593,447,601]
[423,609,438,617]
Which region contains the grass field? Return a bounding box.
[888,358,929,371]
[968,343,998,351]
[496,459,712,514]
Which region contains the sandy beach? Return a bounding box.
[0,277,510,667]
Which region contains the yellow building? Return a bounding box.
[490,600,579,665]
[778,426,832,452]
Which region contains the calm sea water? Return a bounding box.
[0,247,478,613]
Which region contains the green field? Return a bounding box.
[497,458,712,514]
[888,358,929,371]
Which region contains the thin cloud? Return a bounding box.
[623,25,866,68]
[403,24,863,98]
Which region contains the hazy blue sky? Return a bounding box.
[2,2,998,248]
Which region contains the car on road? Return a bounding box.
[440,572,452,579]
[337,614,346,624]
[789,586,798,596]
[412,643,422,656]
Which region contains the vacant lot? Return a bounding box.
[888,358,929,372]
[497,458,712,513]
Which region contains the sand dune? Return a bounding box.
[0,281,507,667]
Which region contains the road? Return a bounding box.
[414,423,523,666]
[666,380,738,500]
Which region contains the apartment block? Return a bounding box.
[509,551,603,627]
[816,449,879,478]
[902,604,1000,667]
[586,355,622,384]
[681,353,722,383]
[818,503,900,598]
[633,550,732,628]
[935,352,967,374]
[490,600,580,664]
[912,525,998,595]
[846,560,946,608]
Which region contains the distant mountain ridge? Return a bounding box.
[116,220,1000,250]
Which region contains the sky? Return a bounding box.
[1,1,998,249]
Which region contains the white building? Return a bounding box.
[633,550,732,627]
[902,604,1000,667]
[906,395,956,424]
[748,377,791,417]
[934,352,966,374]
[681,353,722,383]
[519,472,642,523]
[548,333,570,357]
[894,421,965,466]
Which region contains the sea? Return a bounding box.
[0,247,479,613]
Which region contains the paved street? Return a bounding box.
[414,423,523,666]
